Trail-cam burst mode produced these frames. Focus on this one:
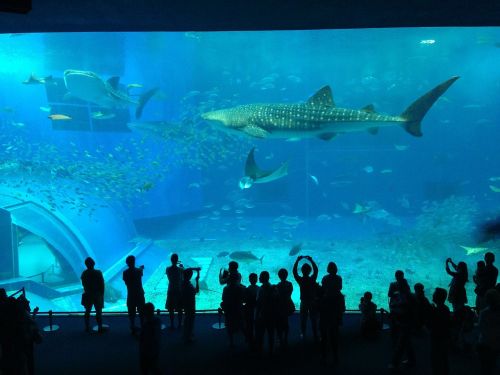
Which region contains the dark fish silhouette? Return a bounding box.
[229,251,264,264]
[289,243,302,256]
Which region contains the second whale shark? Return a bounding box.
[202,76,459,140]
[63,69,158,119]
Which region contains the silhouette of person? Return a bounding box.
[293,255,319,341]
[319,262,344,362]
[81,257,105,333]
[221,272,245,346]
[139,302,162,375]
[479,252,498,311]
[388,270,416,370]
[255,271,276,355]
[243,273,259,347]
[123,255,145,334]
[0,288,7,370]
[276,268,294,348]
[165,253,183,329]
[181,268,199,343]
[445,257,468,313]
[359,291,380,339]
[219,261,242,285]
[17,295,42,375]
[474,261,487,311]
[427,287,451,375]
[413,283,431,333]
[477,288,500,375]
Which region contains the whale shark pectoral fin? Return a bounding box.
[242,125,270,138]
[307,86,335,107]
[367,127,379,135]
[361,104,376,113]
[318,132,337,141]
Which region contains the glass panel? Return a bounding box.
[0,28,499,311]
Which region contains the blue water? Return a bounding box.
[0,28,499,311]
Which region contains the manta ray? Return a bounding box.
[202,76,459,140]
[239,147,288,189]
[63,69,158,119]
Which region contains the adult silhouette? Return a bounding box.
[292,255,319,341]
[477,289,500,375]
[388,270,415,370]
[243,273,259,347]
[276,268,294,348]
[123,255,145,333]
[427,287,451,375]
[165,253,183,329]
[81,257,105,333]
[319,262,344,362]
[255,271,276,355]
[221,272,245,346]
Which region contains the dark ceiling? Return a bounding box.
[0,0,499,33]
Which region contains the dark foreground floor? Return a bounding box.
[32,313,491,375]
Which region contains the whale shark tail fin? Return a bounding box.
[136,87,159,119]
[400,76,459,137]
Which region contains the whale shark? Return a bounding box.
[202,76,459,140]
[63,70,158,119]
[239,147,288,189]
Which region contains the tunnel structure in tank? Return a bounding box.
[0,186,152,310]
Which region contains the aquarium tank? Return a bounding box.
[0,28,499,312]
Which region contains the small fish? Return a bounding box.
[289,243,302,256]
[140,182,154,192]
[363,165,374,173]
[48,114,72,121]
[309,174,319,185]
[221,205,231,211]
[380,169,393,174]
[39,106,51,112]
[420,39,436,45]
[489,177,500,182]
[9,121,25,128]
[489,185,500,193]
[127,83,143,89]
[394,144,409,151]
[217,251,229,257]
[92,111,116,120]
[316,214,331,221]
[22,73,53,85]
[352,203,370,214]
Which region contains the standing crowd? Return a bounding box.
[1,251,499,374]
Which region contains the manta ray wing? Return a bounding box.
[244,147,288,183]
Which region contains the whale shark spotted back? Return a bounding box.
[202,76,459,139]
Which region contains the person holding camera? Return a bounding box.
[181,267,200,344]
[123,255,145,334]
[166,253,184,330]
[445,257,468,313]
[292,255,319,341]
[219,261,242,286]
